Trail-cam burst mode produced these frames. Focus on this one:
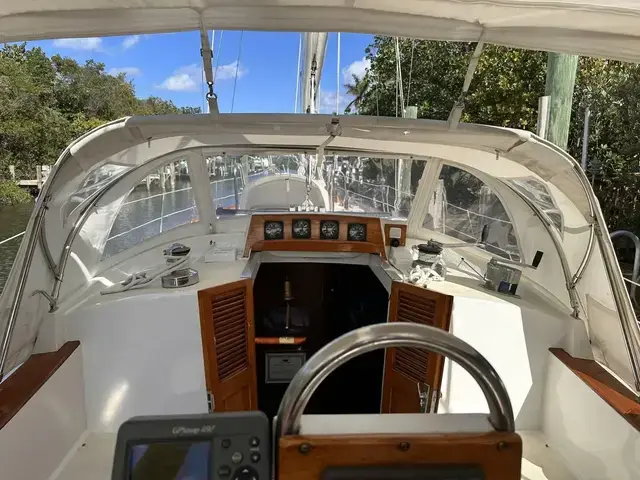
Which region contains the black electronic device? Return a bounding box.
[111,411,270,480]
[322,465,485,480]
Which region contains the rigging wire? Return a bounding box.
[336,32,341,114]
[231,30,244,113]
[394,37,405,116]
[212,30,224,86]
[375,69,380,118]
[294,33,302,113]
[406,39,416,108]
[201,62,205,112]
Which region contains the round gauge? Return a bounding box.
[292,219,311,239]
[320,220,339,240]
[264,221,284,240]
[347,223,367,242]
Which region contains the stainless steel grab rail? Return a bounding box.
[275,322,515,438]
[611,230,640,307]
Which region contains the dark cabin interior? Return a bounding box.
[253,263,389,421]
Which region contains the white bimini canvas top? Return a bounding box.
[3,1,640,63]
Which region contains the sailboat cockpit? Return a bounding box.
[1,2,640,480]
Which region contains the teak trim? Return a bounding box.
[255,337,306,345]
[250,240,384,257]
[0,341,80,430]
[550,348,640,430]
[278,432,522,480]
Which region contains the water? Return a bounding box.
[0,173,264,293]
[0,202,34,294]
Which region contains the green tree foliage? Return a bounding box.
[0,43,201,183]
[345,36,640,233]
[0,181,33,206]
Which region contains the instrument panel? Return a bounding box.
[242,214,388,258]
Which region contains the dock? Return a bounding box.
[9,165,51,189]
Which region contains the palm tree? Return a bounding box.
[344,73,370,114]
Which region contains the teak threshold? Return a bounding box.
[255,337,306,345]
[0,341,80,430]
[550,348,640,430]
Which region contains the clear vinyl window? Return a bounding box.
[423,164,520,261]
[329,156,427,218]
[506,177,564,235]
[208,154,427,218]
[103,160,199,259]
[62,163,132,226]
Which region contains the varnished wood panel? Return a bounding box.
[384,223,407,246]
[250,240,384,256]
[550,348,640,430]
[279,432,522,480]
[255,337,307,345]
[382,282,453,413]
[243,214,387,259]
[0,341,80,430]
[198,280,258,411]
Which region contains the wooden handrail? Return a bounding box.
[0,341,80,430]
[550,348,640,430]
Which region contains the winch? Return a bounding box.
[161,243,199,288]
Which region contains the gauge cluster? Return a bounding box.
[261,217,369,242]
[245,214,386,258]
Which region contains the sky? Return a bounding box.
[26,31,373,114]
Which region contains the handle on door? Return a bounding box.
[417,382,431,413]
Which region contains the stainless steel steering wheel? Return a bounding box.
[275,322,515,438]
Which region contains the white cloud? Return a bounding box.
[122,35,141,50]
[342,57,371,83]
[53,37,103,51]
[158,65,200,91]
[159,73,198,92]
[108,67,142,78]
[158,61,248,92]
[214,61,248,81]
[319,89,351,114]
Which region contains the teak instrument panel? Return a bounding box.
[243,214,388,259]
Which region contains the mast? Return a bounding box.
[301,33,328,114]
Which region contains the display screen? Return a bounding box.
[129,441,210,480]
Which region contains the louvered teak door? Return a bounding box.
[198,279,257,412]
[382,282,453,413]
